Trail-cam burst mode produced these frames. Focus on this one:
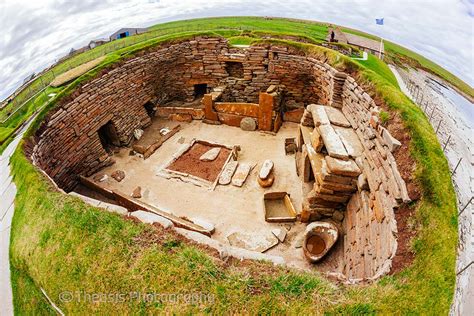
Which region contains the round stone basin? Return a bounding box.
[303,221,339,263]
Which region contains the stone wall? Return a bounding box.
[30,35,411,282]
[32,37,341,191]
[296,69,409,281]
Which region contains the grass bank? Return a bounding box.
[8,30,457,314]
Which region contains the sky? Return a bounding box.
[0,0,473,100]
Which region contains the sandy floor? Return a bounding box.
[92,119,343,271]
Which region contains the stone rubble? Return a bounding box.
[111,170,125,182]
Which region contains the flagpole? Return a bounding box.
[378,37,383,59]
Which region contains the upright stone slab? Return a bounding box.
[258,92,274,131]
[381,127,401,152]
[318,124,349,160]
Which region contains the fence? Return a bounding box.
[0,24,260,125]
[404,77,473,279]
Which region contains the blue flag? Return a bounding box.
[376,18,384,25]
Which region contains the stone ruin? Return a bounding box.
[28,36,410,282]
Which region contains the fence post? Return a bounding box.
[429,106,436,121]
[435,119,442,134]
[443,135,451,151]
[452,158,462,175]
[459,197,473,216]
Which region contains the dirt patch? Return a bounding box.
[167,142,231,182]
[390,203,416,274]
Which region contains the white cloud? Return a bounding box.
[0,0,472,100]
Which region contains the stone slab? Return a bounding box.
[200,147,221,161]
[227,231,279,253]
[381,127,401,152]
[271,228,287,242]
[318,124,349,160]
[259,159,274,179]
[132,210,174,228]
[219,160,239,185]
[307,104,330,126]
[324,106,351,127]
[334,126,364,158]
[231,163,252,187]
[310,128,324,152]
[325,156,361,177]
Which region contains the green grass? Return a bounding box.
[10,148,344,314]
[342,26,473,98]
[2,16,471,149]
[8,28,458,314]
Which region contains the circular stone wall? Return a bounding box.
[31,37,344,190]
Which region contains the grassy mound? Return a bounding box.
[7,18,458,314]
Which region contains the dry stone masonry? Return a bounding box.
[296,70,409,281]
[30,36,409,282]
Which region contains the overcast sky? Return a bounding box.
[0,0,472,100]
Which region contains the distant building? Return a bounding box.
[88,38,109,49]
[326,27,384,58]
[68,46,90,57]
[22,73,36,85]
[109,27,148,41]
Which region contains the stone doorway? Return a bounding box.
[193,84,208,100]
[98,120,120,152]
[143,101,155,118]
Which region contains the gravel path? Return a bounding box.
[390,65,474,315]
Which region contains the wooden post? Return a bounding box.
[443,135,451,151]
[452,158,462,175]
[435,120,442,134]
[459,197,473,216]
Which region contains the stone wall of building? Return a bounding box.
[32,37,340,191]
[31,35,410,282]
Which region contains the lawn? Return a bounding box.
[8,24,458,314]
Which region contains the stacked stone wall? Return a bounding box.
[32,37,341,191]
